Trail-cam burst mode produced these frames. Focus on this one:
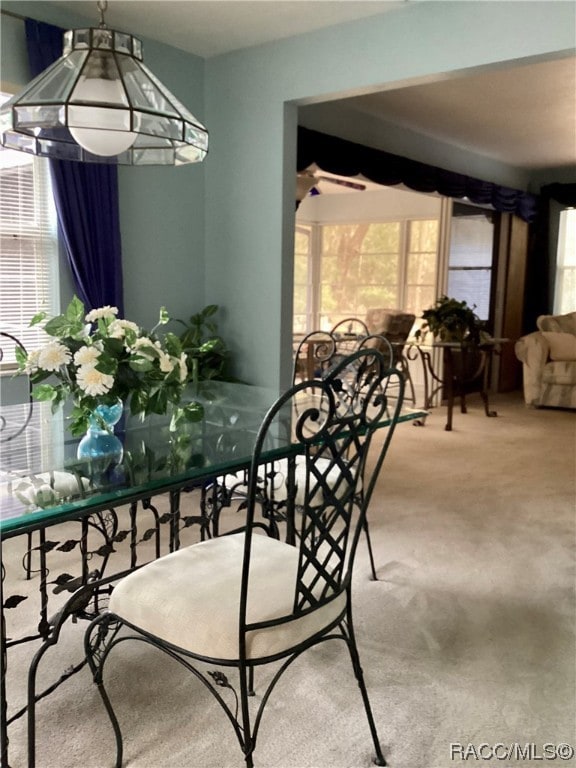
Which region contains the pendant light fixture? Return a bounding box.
[0,1,208,165]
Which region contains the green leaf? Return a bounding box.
[100,337,124,356]
[29,311,48,327]
[32,384,58,401]
[130,389,148,415]
[14,346,27,367]
[147,388,168,415]
[164,332,182,356]
[199,339,220,353]
[129,357,154,372]
[158,306,170,325]
[94,355,118,375]
[182,401,204,422]
[66,295,85,323]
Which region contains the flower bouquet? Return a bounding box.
[16,296,203,437]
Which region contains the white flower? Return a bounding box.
[158,350,175,375]
[24,348,40,375]
[85,305,118,323]
[76,365,114,397]
[178,352,188,383]
[38,341,72,372]
[108,319,140,339]
[132,336,158,359]
[74,346,101,366]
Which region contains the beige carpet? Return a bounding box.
[3,392,575,768]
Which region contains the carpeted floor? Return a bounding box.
[3,391,575,768]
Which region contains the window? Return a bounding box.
[554,208,576,315]
[406,219,439,315]
[293,219,439,333]
[447,203,496,322]
[293,225,312,334]
[0,93,58,368]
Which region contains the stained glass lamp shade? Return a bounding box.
[0,16,208,166]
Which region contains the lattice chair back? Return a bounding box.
[0,331,33,442]
[241,347,404,633]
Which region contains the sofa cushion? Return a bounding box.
[542,360,576,386]
[537,311,576,335]
[542,332,576,361]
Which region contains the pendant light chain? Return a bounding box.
[97,1,108,29]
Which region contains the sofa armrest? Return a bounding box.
[515,332,550,405]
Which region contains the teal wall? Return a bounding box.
[2,1,574,392]
[1,1,206,332]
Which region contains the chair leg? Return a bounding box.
[344,608,387,766]
[363,516,378,580]
[85,615,124,768]
[24,531,33,579]
[239,665,255,767]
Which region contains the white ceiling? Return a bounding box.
[52,1,406,58]
[51,1,576,174]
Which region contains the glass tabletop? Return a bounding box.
[1,380,425,537]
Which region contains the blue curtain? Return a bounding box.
[25,19,124,314]
[297,127,540,223]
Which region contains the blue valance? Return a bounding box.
[297,127,540,223]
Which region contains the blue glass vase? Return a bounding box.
[77,398,124,465]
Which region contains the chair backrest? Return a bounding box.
[364,308,416,365]
[330,317,369,340]
[0,331,33,440]
[292,330,337,382]
[293,328,393,384]
[241,348,404,635]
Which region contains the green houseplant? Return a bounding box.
[174,304,233,386]
[415,296,490,344]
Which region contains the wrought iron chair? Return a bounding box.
[364,309,417,404]
[292,329,337,382]
[85,348,404,768]
[330,316,370,341]
[0,331,33,442]
[225,329,394,579]
[293,330,394,578]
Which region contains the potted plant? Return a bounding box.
[414,296,490,344]
[174,305,234,386]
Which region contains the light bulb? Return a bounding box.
[69,75,137,156]
[69,125,136,156]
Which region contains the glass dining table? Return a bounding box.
[0,379,426,766]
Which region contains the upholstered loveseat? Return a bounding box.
[515,311,576,409]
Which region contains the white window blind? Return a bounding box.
[0,97,58,368]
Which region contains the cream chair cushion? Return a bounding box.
[109,532,346,662]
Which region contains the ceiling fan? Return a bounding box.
[296,169,366,202]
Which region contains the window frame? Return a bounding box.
[294,216,440,334]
